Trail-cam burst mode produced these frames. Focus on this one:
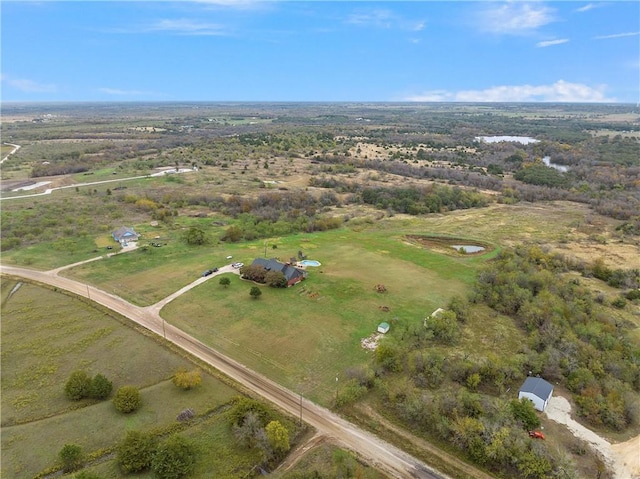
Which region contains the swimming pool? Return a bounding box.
[300,260,321,267]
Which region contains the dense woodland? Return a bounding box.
[337,246,639,478]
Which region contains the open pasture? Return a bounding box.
[55,199,637,405]
[0,278,249,478]
[160,227,480,404]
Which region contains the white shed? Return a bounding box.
[518,377,554,412]
[377,322,390,334]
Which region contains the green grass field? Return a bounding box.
[159,227,480,404]
[52,203,594,405]
[0,279,258,478]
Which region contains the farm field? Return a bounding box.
[0,278,297,479]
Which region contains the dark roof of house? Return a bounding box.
[252,258,306,282]
[519,377,553,400]
[112,226,138,241]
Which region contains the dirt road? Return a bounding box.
[0,265,447,479]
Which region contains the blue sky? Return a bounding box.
[2,1,639,103]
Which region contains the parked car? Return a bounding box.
[202,270,214,277]
[212,267,219,272]
[232,262,244,269]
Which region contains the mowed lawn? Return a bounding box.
[0,279,244,479]
[161,227,482,404]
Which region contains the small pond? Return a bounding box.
[542,156,569,172]
[452,245,485,254]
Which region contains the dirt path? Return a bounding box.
[0,265,448,479]
[355,405,496,479]
[545,395,640,479]
[273,432,331,474]
[1,142,21,164]
[0,167,196,201]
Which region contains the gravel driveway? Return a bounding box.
[545,395,639,479]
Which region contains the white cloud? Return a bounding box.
[346,8,425,31]
[536,38,569,47]
[594,31,640,40]
[98,88,153,96]
[405,81,615,103]
[145,18,228,35]
[347,9,395,28]
[477,2,556,35]
[1,75,56,93]
[575,3,600,13]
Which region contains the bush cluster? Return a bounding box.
[64,371,113,401]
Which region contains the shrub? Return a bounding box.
[176,408,195,422]
[626,289,640,301]
[265,270,287,288]
[151,435,196,479]
[265,421,290,454]
[172,368,201,390]
[510,398,541,430]
[184,226,205,245]
[117,430,157,473]
[89,373,113,399]
[611,296,627,309]
[64,371,92,401]
[59,443,84,472]
[249,286,262,299]
[113,386,142,413]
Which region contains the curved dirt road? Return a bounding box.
[1,265,447,479]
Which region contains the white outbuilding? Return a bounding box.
[518,377,554,412]
[377,322,390,334]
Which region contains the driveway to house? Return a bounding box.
[145,264,239,316]
[545,395,639,479]
[0,264,446,479]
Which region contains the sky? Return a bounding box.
[1,1,639,103]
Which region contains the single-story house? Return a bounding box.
[518,377,554,412]
[251,258,307,287]
[377,322,390,334]
[112,226,139,244]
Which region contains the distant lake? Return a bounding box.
[475,136,540,145]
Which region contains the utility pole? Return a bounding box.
[162,318,166,339]
[335,374,339,405]
[86,285,90,300]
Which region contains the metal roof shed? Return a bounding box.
[518,377,554,412]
